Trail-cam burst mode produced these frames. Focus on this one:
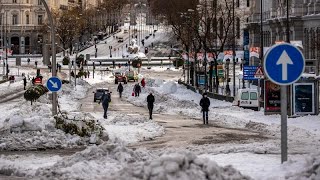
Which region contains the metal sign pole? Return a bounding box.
[281,85,288,163]
[40,0,56,115]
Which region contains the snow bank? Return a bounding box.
[0,100,86,151]
[101,112,165,144]
[0,79,105,150]
[31,143,250,180]
[59,79,91,112]
[285,153,320,180]
[114,151,251,180]
[35,143,153,179]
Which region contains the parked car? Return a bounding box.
[93,88,110,102]
[125,71,138,82]
[114,72,127,84]
[234,89,260,111]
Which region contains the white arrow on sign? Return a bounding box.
[49,80,58,88]
[276,50,293,81]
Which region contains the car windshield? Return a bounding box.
[97,89,105,93]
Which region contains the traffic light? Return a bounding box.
[145,47,148,54]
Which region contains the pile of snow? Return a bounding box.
[113,151,251,180]
[101,112,165,144]
[27,143,250,180]
[159,81,178,94]
[59,79,91,112]
[0,100,86,151]
[0,154,62,177]
[0,79,100,150]
[35,143,153,179]
[285,153,320,180]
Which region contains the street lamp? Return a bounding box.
[109,46,112,58]
[225,58,231,95]
[40,0,57,115]
[197,0,212,92]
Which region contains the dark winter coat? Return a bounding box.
[200,97,210,111]
[147,94,155,106]
[117,83,123,93]
[100,92,111,106]
[134,84,141,93]
[23,77,27,86]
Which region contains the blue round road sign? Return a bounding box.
[263,43,305,85]
[46,76,62,92]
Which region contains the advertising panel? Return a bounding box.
[264,80,281,112]
[293,83,314,115]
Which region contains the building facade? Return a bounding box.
[247,0,320,61]
[0,0,80,55]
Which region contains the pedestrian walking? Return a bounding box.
[147,92,155,120]
[117,82,123,98]
[200,93,210,124]
[133,83,141,97]
[27,58,30,65]
[99,89,111,119]
[141,78,146,88]
[23,76,27,90]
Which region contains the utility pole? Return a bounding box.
[232,0,236,96]
[5,10,8,78]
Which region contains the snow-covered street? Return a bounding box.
[0,25,319,180]
[1,62,320,179]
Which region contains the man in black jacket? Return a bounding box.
[134,83,141,97]
[147,92,155,120]
[117,83,123,98]
[200,93,210,124]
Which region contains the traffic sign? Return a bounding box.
[46,76,62,92]
[243,65,259,80]
[264,43,305,85]
[254,66,264,79]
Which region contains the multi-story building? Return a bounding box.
[247,0,320,61]
[0,0,81,55]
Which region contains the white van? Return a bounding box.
[234,89,260,111]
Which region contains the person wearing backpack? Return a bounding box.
[117,83,124,98]
[99,89,111,119]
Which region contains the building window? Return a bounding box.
[247,0,250,7]
[237,0,240,7]
[38,0,42,5]
[26,14,29,24]
[236,18,240,39]
[12,14,18,25]
[13,0,17,3]
[26,0,29,3]
[38,15,43,25]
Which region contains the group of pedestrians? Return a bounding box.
[100,78,211,124]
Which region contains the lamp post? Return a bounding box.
[109,46,112,58]
[225,58,231,95]
[40,0,57,115]
[232,0,236,96]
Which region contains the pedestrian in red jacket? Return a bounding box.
[141,78,146,88]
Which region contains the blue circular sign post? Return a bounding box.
[264,43,305,85]
[263,43,305,164]
[46,76,62,92]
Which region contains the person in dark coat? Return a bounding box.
[200,92,210,124]
[23,76,27,90]
[133,83,141,97]
[117,83,124,98]
[147,92,155,120]
[99,90,111,119]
